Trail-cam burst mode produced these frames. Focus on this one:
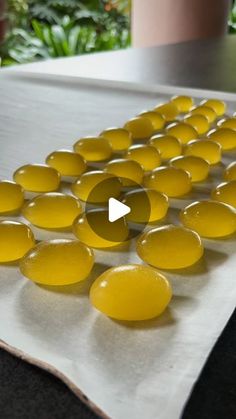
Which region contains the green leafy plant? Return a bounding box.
[229,0,236,33]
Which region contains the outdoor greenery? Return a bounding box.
[229,0,236,33]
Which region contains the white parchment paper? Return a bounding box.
[0,72,236,419]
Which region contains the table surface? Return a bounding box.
[1,35,236,419]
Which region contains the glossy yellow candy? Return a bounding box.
[0,221,35,262]
[211,181,236,208]
[149,134,182,159]
[100,127,132,151]
[73,136,112,161]
[122,189,168,222]
[171,95,194,113]
[184,139,221,165]
[184,114,209,135]
[207,128,236,151]
[90,264,172,321]
[224,161,236,181]
[137,225,203,269]
[154,102,179,121]
[71,171,121,203]
[20,239,94,286]
[170,155,209,182]
[104,159,143,186]
[125,145,161,171]
[13,164,60,192]
[167,122,198,144]
[0,181,24,214]
[22,193,82,229]
[200,99,226,116]
[180,200,236,238]
[46,150,86,177]
[217,118,236,130]
[124,116,154,140]
[139,111,165,131]
[144,166,192,197]
[73,210,129,248]
[190,105,217,123]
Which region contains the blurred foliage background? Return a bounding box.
[0,0,236,66]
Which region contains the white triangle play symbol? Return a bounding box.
[108,198,131,223]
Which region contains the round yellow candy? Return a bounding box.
[211,181,236,208]
[13,164,60,193]
[217,118,236,131]
[90,264,172,321]
[0,221,35,263]
[180,200,236,238]
[207,128,236,151]
[100,127,132,151]
[224,161,236,181]
[167,122,198,144]
[46,150,86,177]
[137,225,203,269]
[138,111,165,131]
[184,114,209,135]
[171,95,194,113]
[125,145,161,171]
[73,136,112,161]
[71,171,121,203]
[122,189,169,223]
[190,105,217,123]
[144,166,192,197]
[22,193,82,229]
[154,102,179,121]
[184,139,221,165]
[124,116,154,140]
[149,134,182,159]
[200,99,226,116]
[170,155,209,182]
[73,210,129,248]
[104,159,143,186]
[20,239,94,286]
[0,180,24,214]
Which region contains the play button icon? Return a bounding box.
[108,198,131,222]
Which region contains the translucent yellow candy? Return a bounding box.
[0,181,24,214]
[200,99,226,116]
[125,145,161,171]
[184,114,209,135]
[124,116,154,140]
[190,105,217,123]
[104,159,143,186]
[149,134,182,159]
[122,189,169,222]
[184,139,221,165]
[207,128,236,151]
[171,95,194,113]
[154,102,179,121]
[22,193,82,229]
[89,264,172,321]
[144,166,192,197]
[13,164,60,193]
[99,127,132,151]
[0,221,35,263]
[46,150,86,177]
[167,122,198,144]
[73,136,112,161]
[211,181,236,208]
[73,210,129,248]
[180,200,236,238]
[138,111,165,131]
[137,225,203,269]
[170,155,209,182]
[224,161,236,181]
[217,118,236,130]
[20,239,94,286]
[71,171,121,203]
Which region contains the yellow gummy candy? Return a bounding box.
[122,189,169,223]
[167,122,198,144]
[144,166,192,197]
[73,136,112,161]
[125,144,161,171]
[211,181,236,208]
[190,105,217,123]
[170,155,209,182]
[149,134,182,160]
[184,114,209,135]
[104,159,144,186]
[154,102,179,121]
[207,128,236,151]
[0,221,35,262]
[171,95,194,113]
[0,180,24,214]
[138,111,165,131]
[46,150,87,177]
[13,164,60,193]
[124,116,154,140]
[100,127,132,151]
[217,118,236,131]
[224,161,236,181]
[200,99,226,116]
[184,139,221,165]
[71,171,121,203]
